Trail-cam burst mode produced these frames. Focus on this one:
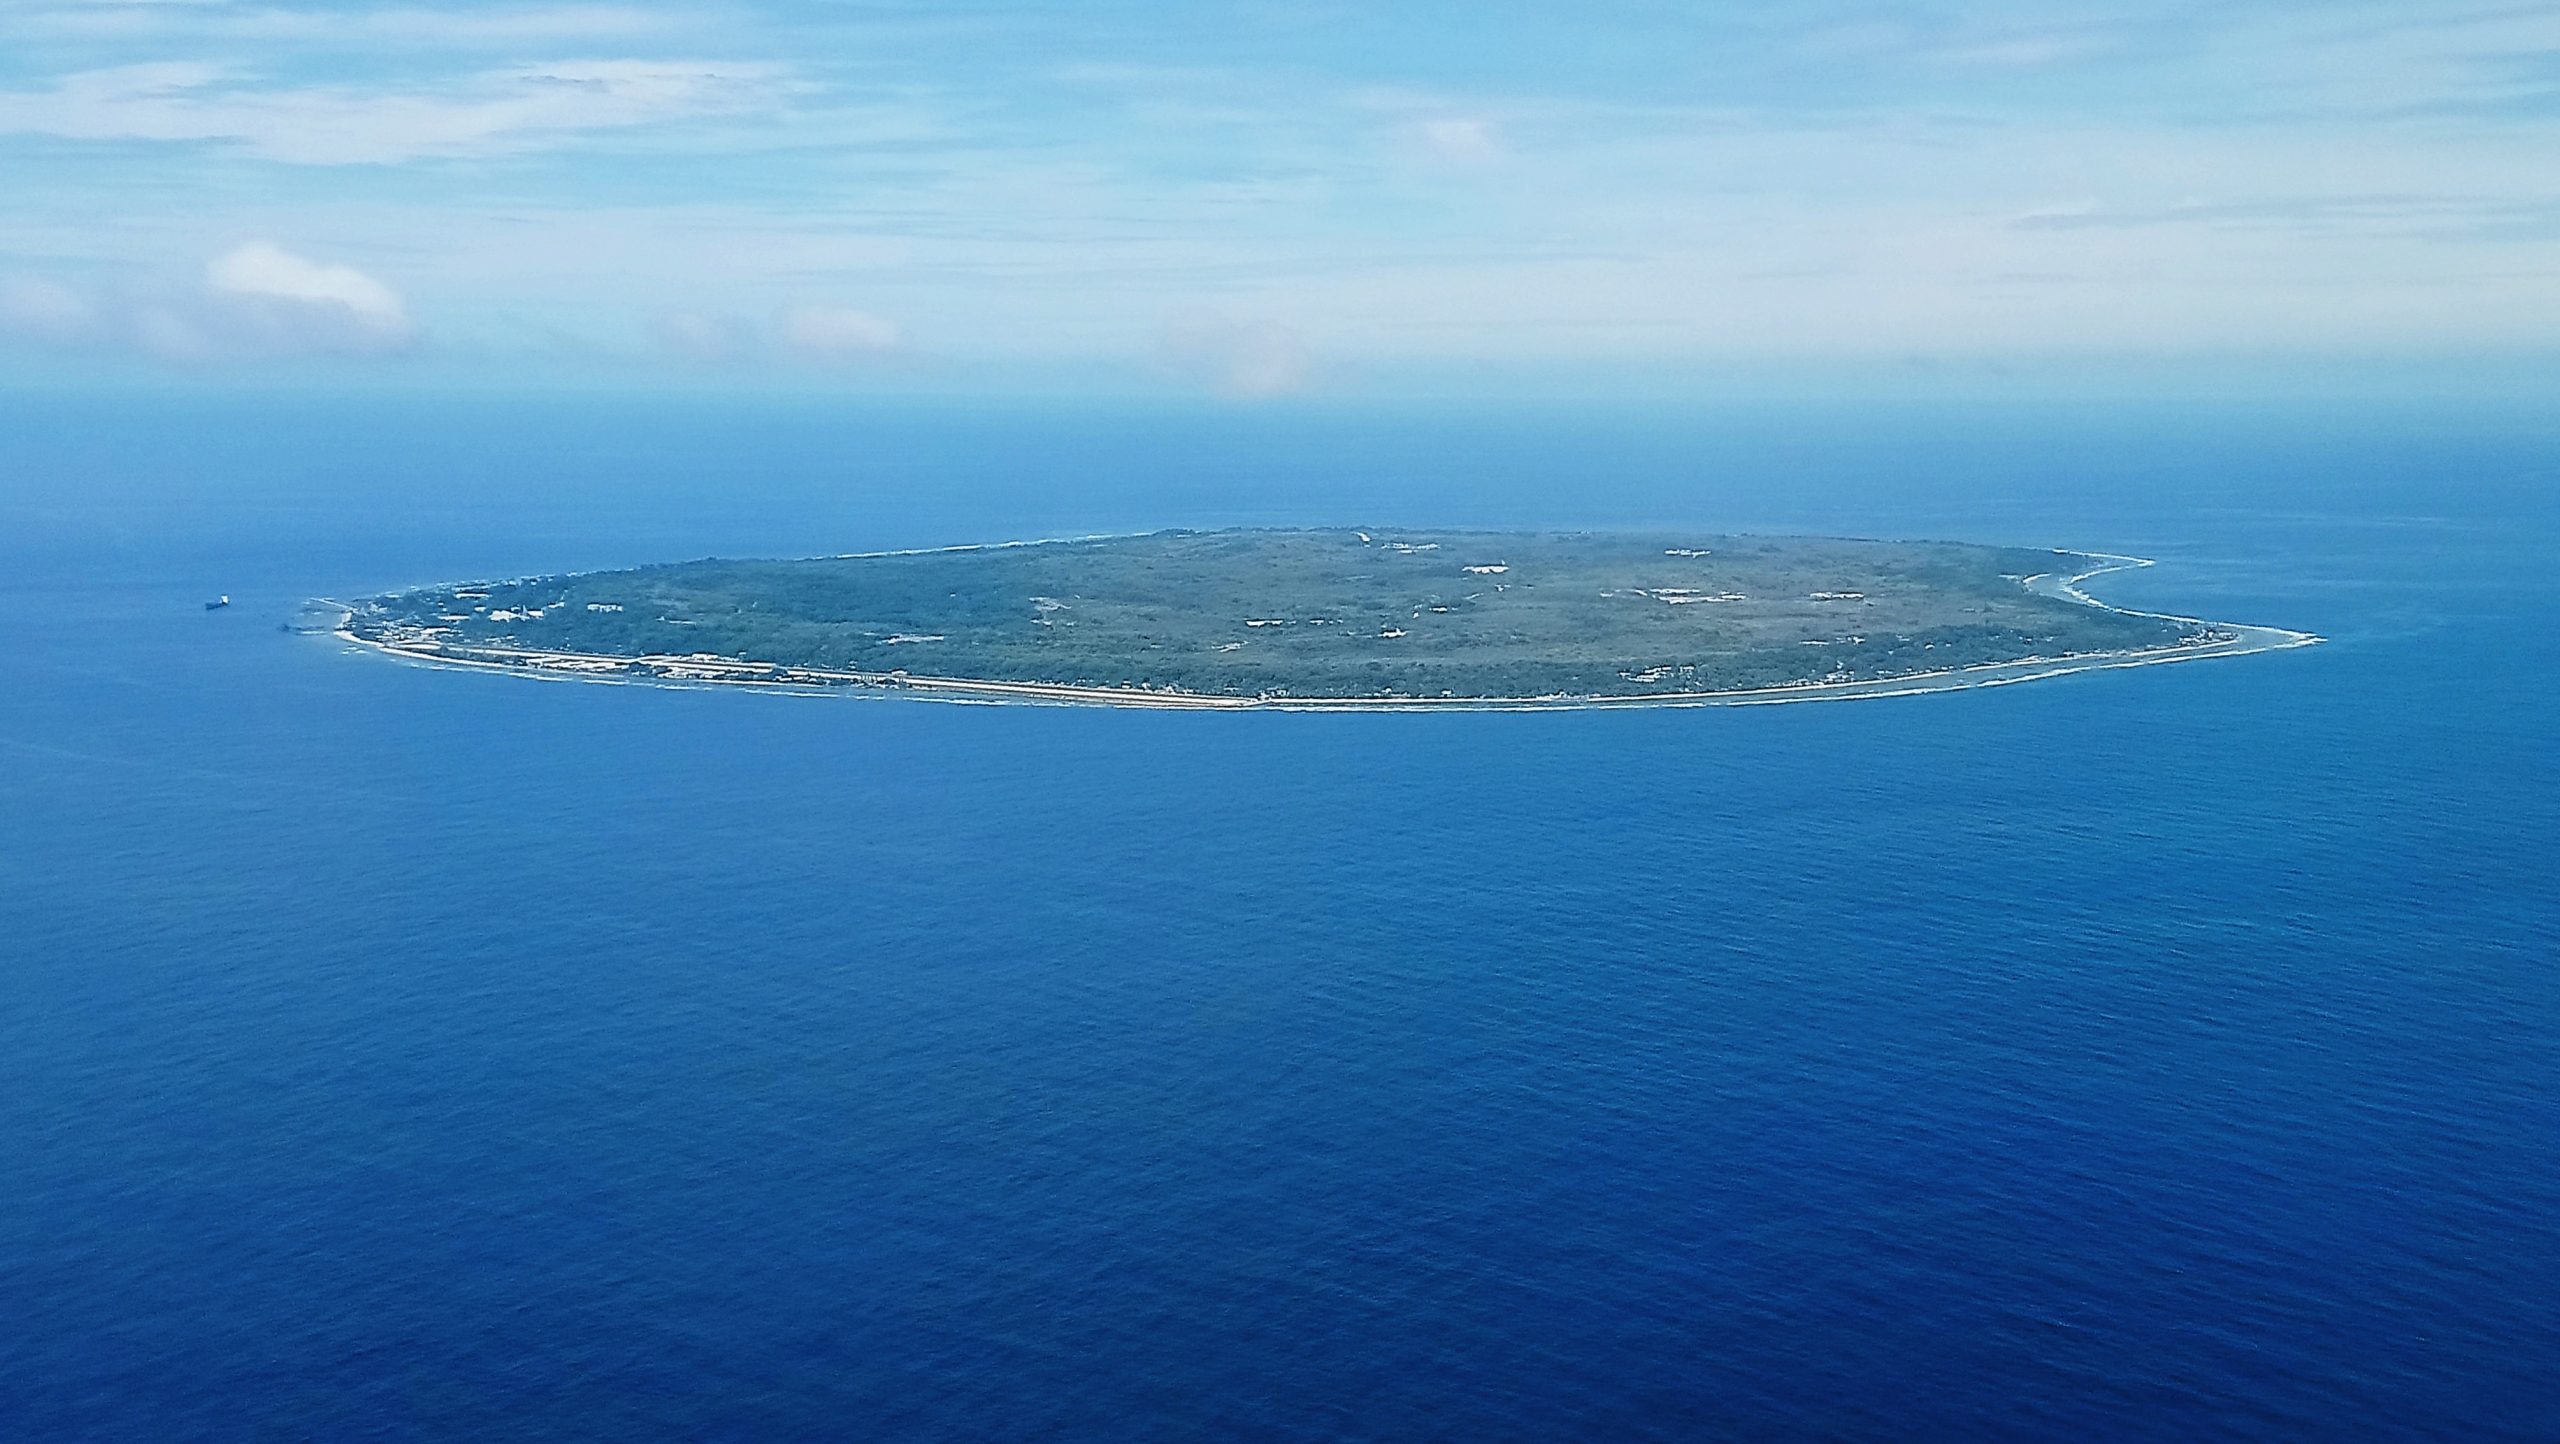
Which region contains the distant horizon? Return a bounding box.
[9,354,2560,411]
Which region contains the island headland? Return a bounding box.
[326,528,2319,709]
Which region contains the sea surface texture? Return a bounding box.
[3,396,2554,1441]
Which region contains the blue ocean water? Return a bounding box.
[2,393,2555,1441]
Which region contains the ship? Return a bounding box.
[205,595,231,611]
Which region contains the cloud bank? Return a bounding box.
[652,305,908,368]
[1,243,416,363]
[778,305,902,361]
[0,57,793,164]
[207,242,412,343]
[1160,314,1314,397]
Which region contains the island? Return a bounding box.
[328,528,2319,708]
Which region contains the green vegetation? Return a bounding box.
[348,528,2206,699]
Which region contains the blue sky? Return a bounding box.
[1,0,2556,395]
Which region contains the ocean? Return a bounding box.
[3,392,2554,1441]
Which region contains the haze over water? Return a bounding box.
[4,394,2557,1440]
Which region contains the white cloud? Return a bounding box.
[0,58,794,164]
[239,6,673,44]
[648,305,906,365]
[1935,33,2116,69]
[778,304,901,360]
[0,276,99,343]
[12,3,674,45]
[131,304,217,364]
[206,241,411,340]
[0,245,420,364]
[1160,313,1312,397]
[1413,115,1503,162]
[655,309,754,361]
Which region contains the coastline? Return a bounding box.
[326,548,2322,711]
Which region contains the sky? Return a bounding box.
[1,0,2556,397]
